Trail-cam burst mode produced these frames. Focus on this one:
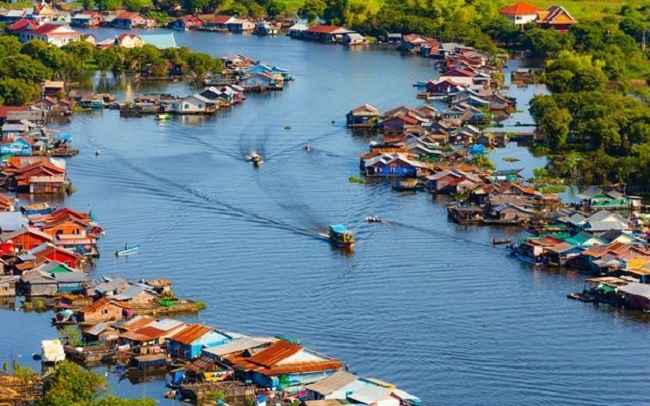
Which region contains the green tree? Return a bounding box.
[123,0,148,11]
[540,107,571,152]
[187,52,223,76]
[93,397,157,406]
[298,0,326,23]
[0,79,38,105]
[0,35,22,58]
[37,361,107,406]
[545,69,574,93]
[58,325,82,346]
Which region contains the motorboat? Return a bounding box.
[328,225,355,249]
[365,216,381,223]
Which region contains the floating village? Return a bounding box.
[2,1,650,404]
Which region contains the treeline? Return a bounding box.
[0,33,223,106]
[84,0,291,18]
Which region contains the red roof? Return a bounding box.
[7,19,38,32]
[499,2,543,16]
[306,25,343,34]
[117,33,139,41]
[209,15,234,24]
[31,23,75,36]
[0,106,26,119]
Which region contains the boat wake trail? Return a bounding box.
[239,126,270,161]
[385,220,495,250]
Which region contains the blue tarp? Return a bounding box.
[468,144,485,155]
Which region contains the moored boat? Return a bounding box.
[366,216,381,223]
[248,153,263,167]
[328,225,355,249]
[155,113,171,121]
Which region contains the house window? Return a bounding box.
[198,104,203,108]
[184,104,190,109]
[102,309,108,314]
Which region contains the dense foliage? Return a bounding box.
[0,33,223,106]
[531,50,650,189]
[36,361,155,406]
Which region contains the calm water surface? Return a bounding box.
[1,31,650,405]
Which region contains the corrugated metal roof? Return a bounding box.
[116,315,155,331]
[169,324,212,345]
[148,318,185,332]
[248,340,301,367]
[305,371,358,395]
[348,385,392,404]
[83,321,109,336]
[203,337,275,357]
[619,282,650,299]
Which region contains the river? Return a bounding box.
[1,30,650,405]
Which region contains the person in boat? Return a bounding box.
[125,242,129,251]
[305,144,311,152]
[95,149,101,156]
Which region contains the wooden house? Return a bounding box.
[70,11,102,27]
[167,324,232,360]
[536,6,577,32]
[0,136,34,156]
[439,68,476,86]
[0,194,15,212]
[0,106,26,125]
[42,81,65,97]
[171,94,217,114]
[29,243,84,269]
[224,340,342,388]
[77,298,128,323]
[300,25,354,43]
[1,228,54,254]
[204,15,235,31]
[0,276,17,297]
[346,104,380,128]
[41,211,90,238]
[381,114,421,136]
[112,11,149,29]
[425,79,463,95]
[11,158,67,194]
[19,270,57,296]
[171,15,203,31]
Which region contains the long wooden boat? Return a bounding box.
[121,354,169,378]
[328,225,355,249]
[115,245,140,257]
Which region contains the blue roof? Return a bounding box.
[329,224,348,233]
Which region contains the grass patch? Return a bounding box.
[529,0,643,20]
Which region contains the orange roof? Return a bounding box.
[209,15,234,24]
[538,6,576,25]
[248,340,301,367]
[225,340,342,376]
[0,106,26,119]
[82,297,114,313]
[499,2,542,16]
[169,324,212,345]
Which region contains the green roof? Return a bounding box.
[591,199,629,208]
[565,232,605,246]
[537,232,572,241]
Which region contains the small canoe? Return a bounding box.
[115,245,140,257]
[492,238,512,245]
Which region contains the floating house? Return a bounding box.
[77,297,129,323]
[298,25,355,43]
[225,340,342,389]
[171,15,203,31]
[346,104,380,128]
[112,11,152,29]
[167,324,232,360]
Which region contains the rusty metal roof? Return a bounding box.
[169,324,212,345]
